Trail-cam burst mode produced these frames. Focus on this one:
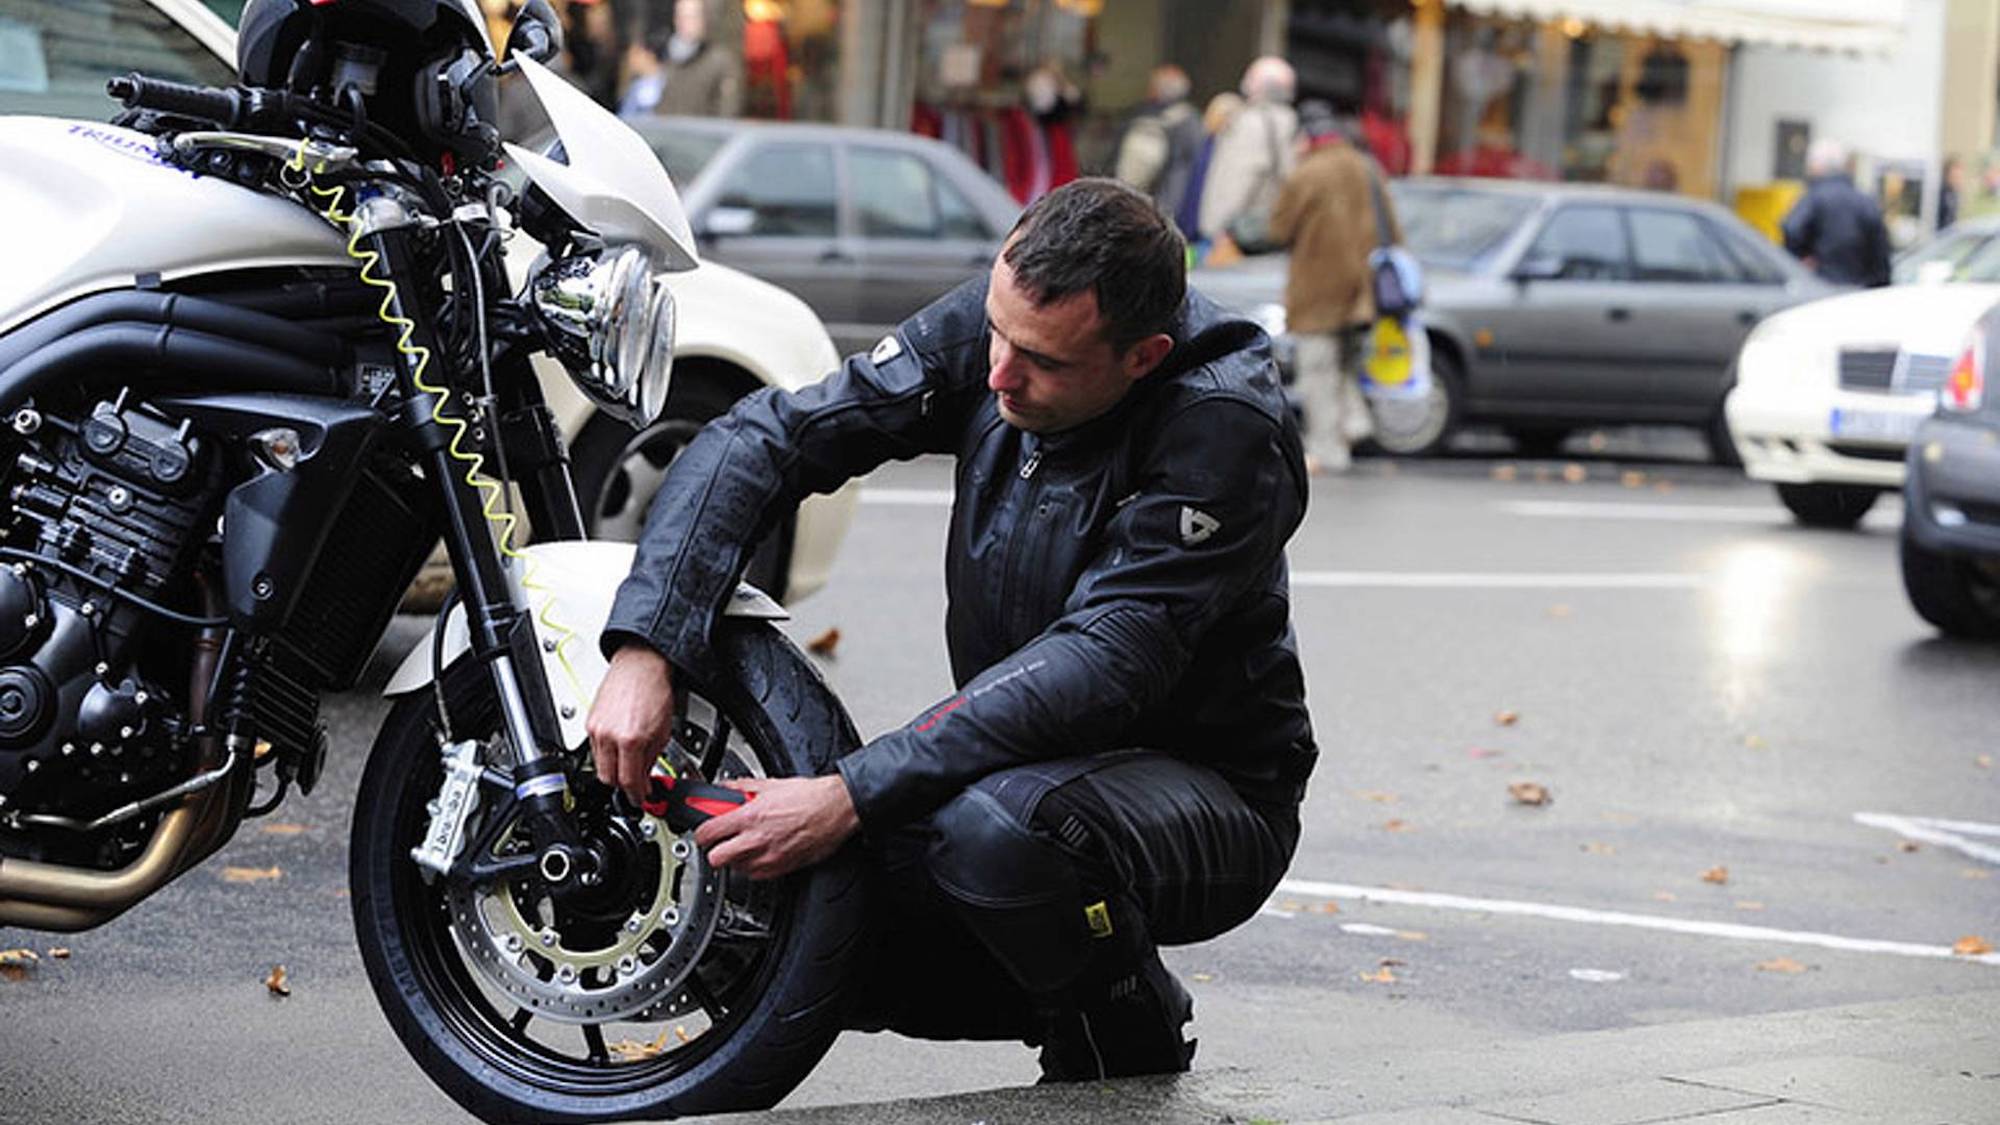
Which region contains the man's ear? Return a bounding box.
[1122,333,1176,382]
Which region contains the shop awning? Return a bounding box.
[1443,0,1907,55]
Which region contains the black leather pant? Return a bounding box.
[841,749,1299,1041]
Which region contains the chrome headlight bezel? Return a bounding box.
[531,243,676,428]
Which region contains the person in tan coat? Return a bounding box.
[1270,103,1401,473]
[654,0,743,119]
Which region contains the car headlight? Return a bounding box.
[531,243,676,428]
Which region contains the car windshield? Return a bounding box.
[1893,228,2000,283]
[1389,185,1538,269]
[641,126,731,186]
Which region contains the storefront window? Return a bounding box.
[1436,14,1727,196]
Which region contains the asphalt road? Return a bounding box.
[4,436,1998,1123]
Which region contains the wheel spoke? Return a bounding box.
[686,974,727,1021]
[510,1007,533,1033]
[700,713,732,779]
[582,1022,609,1065]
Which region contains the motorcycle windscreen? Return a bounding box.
[502,57,700,272]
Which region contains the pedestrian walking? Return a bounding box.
[1198,56,1298,246]
[1271,102,1402,474]
[653,0,743,119]
[1177,92,1243,246]
[1781,139,1891,287]
[1114,65,1205,234]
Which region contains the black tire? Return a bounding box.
[350,621,865,1123]
[1900,528,2000,639]
[1775,482,1879,529]
[1505,426,1570,459]
[570,379,793,600]
[1367,336,1461,456]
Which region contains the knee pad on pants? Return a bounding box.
[924,786,1093,995]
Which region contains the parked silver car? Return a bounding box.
[627,118,1024,356]
[1192,177,1834,459]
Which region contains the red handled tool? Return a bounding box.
[641,759,750,833]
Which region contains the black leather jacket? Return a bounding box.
[601,277,1318,831]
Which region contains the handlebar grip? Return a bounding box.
[106,72,242,125]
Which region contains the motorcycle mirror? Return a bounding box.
[501,0,564,73]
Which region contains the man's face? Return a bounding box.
[984,255,1146,434]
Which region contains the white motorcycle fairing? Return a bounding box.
[0,117,351,335]
[503,57,700,273]
[383,541,785,749]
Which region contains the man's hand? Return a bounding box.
[586,645,676,803]
[694,775,859,880]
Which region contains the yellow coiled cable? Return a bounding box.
[287,145,588,729]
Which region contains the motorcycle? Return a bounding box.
[0,1,863,1120]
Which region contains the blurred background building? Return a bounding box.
[191,0,2000,245]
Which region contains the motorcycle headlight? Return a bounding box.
[531,244,676,428]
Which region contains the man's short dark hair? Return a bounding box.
[1003,178,1187,355]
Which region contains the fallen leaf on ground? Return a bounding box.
[222,865,282,884]
[1353,790,1398,804]
[1276,899,1305,912]
[1620,471,1646,489]
[1743,734,1768,750]
[1654,480,1676,494]
[47,948,69,959]
[1378,958,1406,968]
[1547,604,1573,619]
[1358,967,1397,984]
[1508,781,1551,806]
[1580,841,1615,855]
[1,948,39,979]
[259,823,307,836]
[1953,935,1994,957]
[1898,841,1921,854]
[1977,754,1994,770]
[1701,866,1730,885]
[1494,710,1520,726]
[1395,930,1429,942]
[1963,869,1992,880]
[1191,973,1214,983]
[610,1028,671,1062]
[1755,957,1808,974]
[1380,819,1413,833]
[1735,901,1766,912]
[1652,890,1678,903]
[1310,901,1341,915]
[805,627,841,657]
[264,965,291,997]
[1561,463,1587,483]
[1491,464,1518,482]
[674,1025,694,1044]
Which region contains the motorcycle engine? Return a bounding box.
[0,393,225,866]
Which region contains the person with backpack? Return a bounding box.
[1114,65,1205,235]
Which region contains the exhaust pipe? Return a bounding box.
[0,578,239,931]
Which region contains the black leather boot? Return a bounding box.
[1035,945,1195,1082]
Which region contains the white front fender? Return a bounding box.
[383,540,786,749]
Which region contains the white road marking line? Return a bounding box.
[1290,571,1706,590]
[1258,904,1297,920]
[859,488,955,506]
[1500,500,1900,524]
[1854,812,2000,866]
[1568,969,1626,983]
[1272,878,2000,966]
[1339,923,1401,937]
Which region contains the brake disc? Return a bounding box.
[445,813,724,1025]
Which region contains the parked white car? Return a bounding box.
[4,0,855,601]
[1725,217,2000,528]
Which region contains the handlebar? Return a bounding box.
[106,73,253,127]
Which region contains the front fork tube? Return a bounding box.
[359,223,575,843]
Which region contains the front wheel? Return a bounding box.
[1900,528,2000,639]
[350,622,864,1123]
[1366,338,1460,456]
[1776,482,1879,529]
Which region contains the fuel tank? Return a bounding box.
[0,117,352,334]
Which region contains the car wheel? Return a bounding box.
[1775,482,1878,529]
[1899,526,2000,639]
[569,378,793,600]
[1505,426,1570,459]
[1368,338,1460,456]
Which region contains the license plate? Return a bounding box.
[1829,407,1922,443]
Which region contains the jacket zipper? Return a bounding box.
[997,438,1044,640]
